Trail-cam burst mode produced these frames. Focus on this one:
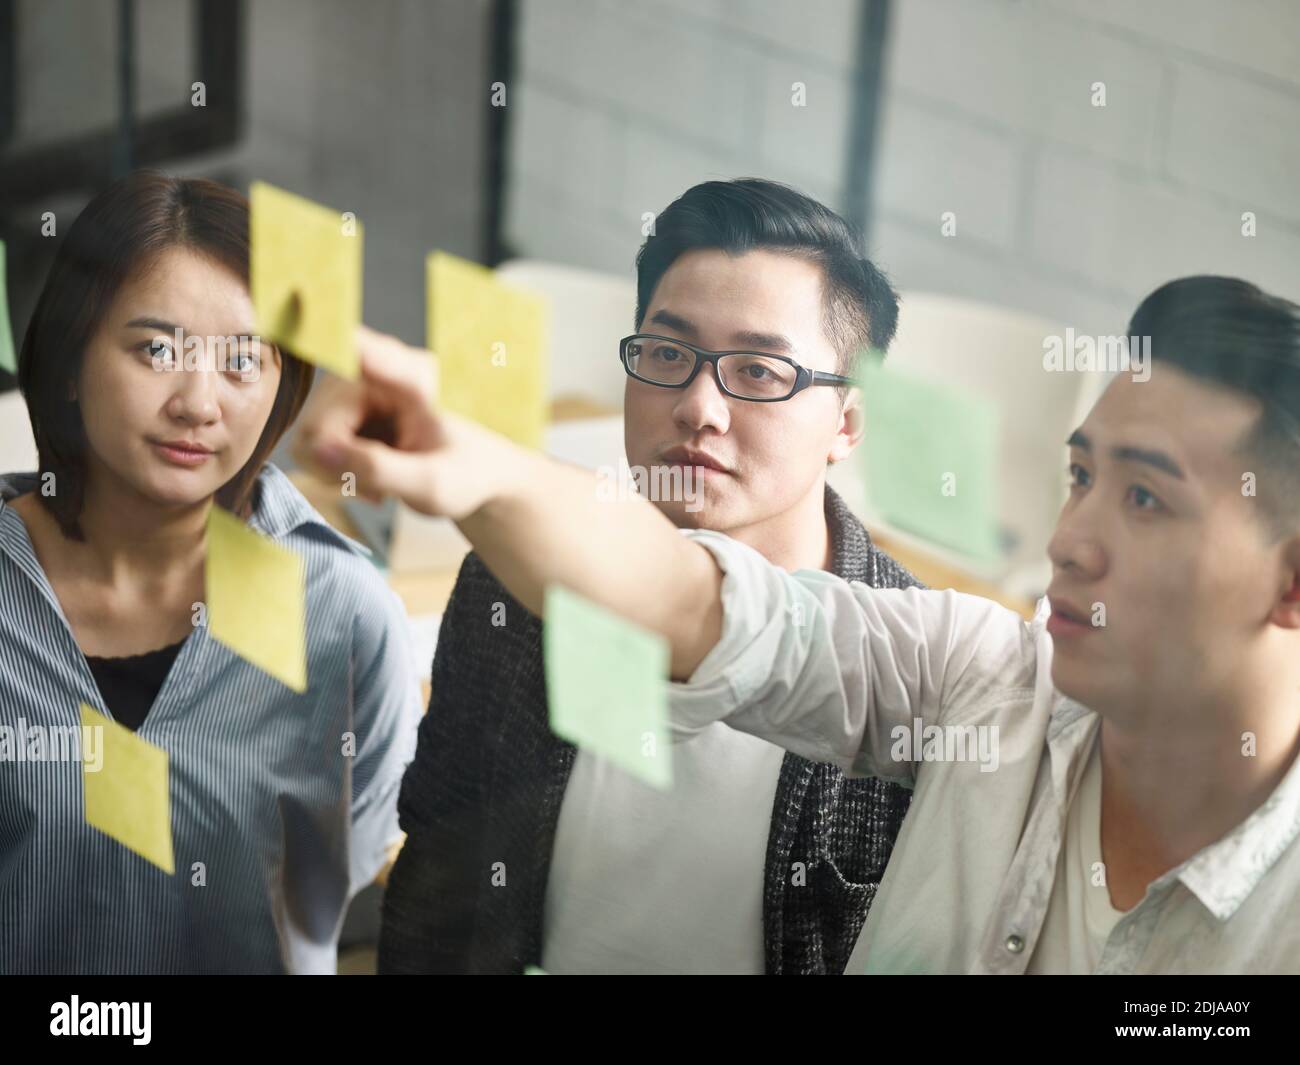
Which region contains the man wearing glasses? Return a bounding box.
[378,178,919,974]
[313,274,1300,976]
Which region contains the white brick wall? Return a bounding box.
[874,0,1300,330]
[875,99,1022,252]
[1164,61,1300,223]
[505,0,1300,332]
[505,0,866,277]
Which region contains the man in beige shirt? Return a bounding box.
[303,274,1300,974]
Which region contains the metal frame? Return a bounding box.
[0,0,244,203]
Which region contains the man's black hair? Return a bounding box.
[1132,275,1300,537]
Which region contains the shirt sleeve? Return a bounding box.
[347,567,422,896]
[668,530,1045,784]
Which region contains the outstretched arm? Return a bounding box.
[296,327,1041,783]
[298,326,723,681]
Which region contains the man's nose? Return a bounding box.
[672,362,731,434]
[1046,494,1107,581]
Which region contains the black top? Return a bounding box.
[378,484,924,975]
[85,640,186,732]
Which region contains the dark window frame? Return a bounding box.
[0,0,244,203]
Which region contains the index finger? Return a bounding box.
[355,324,439,408]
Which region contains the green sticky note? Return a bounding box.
[543,584,672,790]
[206,506,308,692]
[858,358,1001,564]
[0,240,15,375]
[250,181,362,379]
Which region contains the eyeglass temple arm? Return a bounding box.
[810,370,857,387]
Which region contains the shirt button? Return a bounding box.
[1005,934,1025,954]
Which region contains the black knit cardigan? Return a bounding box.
[378,485,922,974]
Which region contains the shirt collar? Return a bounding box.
[1044,693,1101,808]
[0,470,40,504]
[0,463,371,558]
[1173,746,1300,921]
[244,464,370,557]
[1040,679,1300,924]
[1047,693,1095,742]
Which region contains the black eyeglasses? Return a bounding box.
[619,334,854,402]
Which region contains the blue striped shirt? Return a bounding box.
[0,464,420,974]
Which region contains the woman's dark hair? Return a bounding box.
[634,178,899,379]
[1131,275,1300,537]
[18,170,315,539]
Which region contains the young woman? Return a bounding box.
[0,171,420,974]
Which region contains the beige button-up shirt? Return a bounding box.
[668,531,1300,974]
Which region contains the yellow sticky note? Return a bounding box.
[427,251,548,447]
[81,703,175,875]
[205,506,308,692]
[251,181,362,379]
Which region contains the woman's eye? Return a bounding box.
[231,352,259,375]
[144,339,175,365]
[653,346,684,363]
[1127,485,1162,511]
[1067,463,1090,488]
[743,364,772,380]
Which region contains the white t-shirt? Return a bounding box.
[1028,735,1129,973]
[541,722,786,975]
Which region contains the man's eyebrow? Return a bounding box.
[1112,446,1186,480]
[730,330,794,354]
[645,311,795,355]
[647,309,695,335]
[1067,429,1185,479]
[125,316,182,333]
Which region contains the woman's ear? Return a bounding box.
[828,386,864,465]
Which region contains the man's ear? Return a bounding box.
[1269,537,1300,629]
[827,386,864,464]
